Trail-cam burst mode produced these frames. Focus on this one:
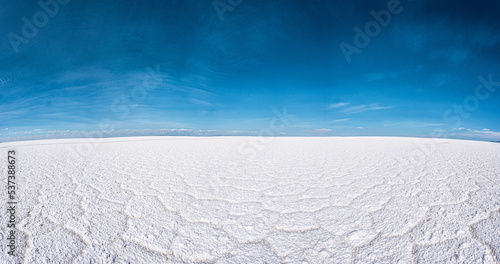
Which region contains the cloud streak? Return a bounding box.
[448,129,500,141]
[308,128,332,133]
[328,102,349,109]
[339,104,392,114]
[330,118,350,122]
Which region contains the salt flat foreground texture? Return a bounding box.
[1,136,499,263]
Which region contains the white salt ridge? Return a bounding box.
[0,136,499,263]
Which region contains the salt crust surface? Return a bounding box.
[0,136,499,263]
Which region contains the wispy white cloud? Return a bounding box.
[328,102,349,109]
[409,123,445,128]
[327,102,392,114]
[450,129,500,141]
[330,118,350,122]
[189,87,214,97]
[340,104,392,114]
[472,130,500,139]
[308,128,332,132]
[189,98,213,106]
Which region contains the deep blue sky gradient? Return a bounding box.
[1,0,499,141]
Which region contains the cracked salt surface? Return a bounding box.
[1,136,499,263]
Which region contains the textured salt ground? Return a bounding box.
[0,136,499,263]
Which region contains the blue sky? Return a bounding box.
[1,0,499,142]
